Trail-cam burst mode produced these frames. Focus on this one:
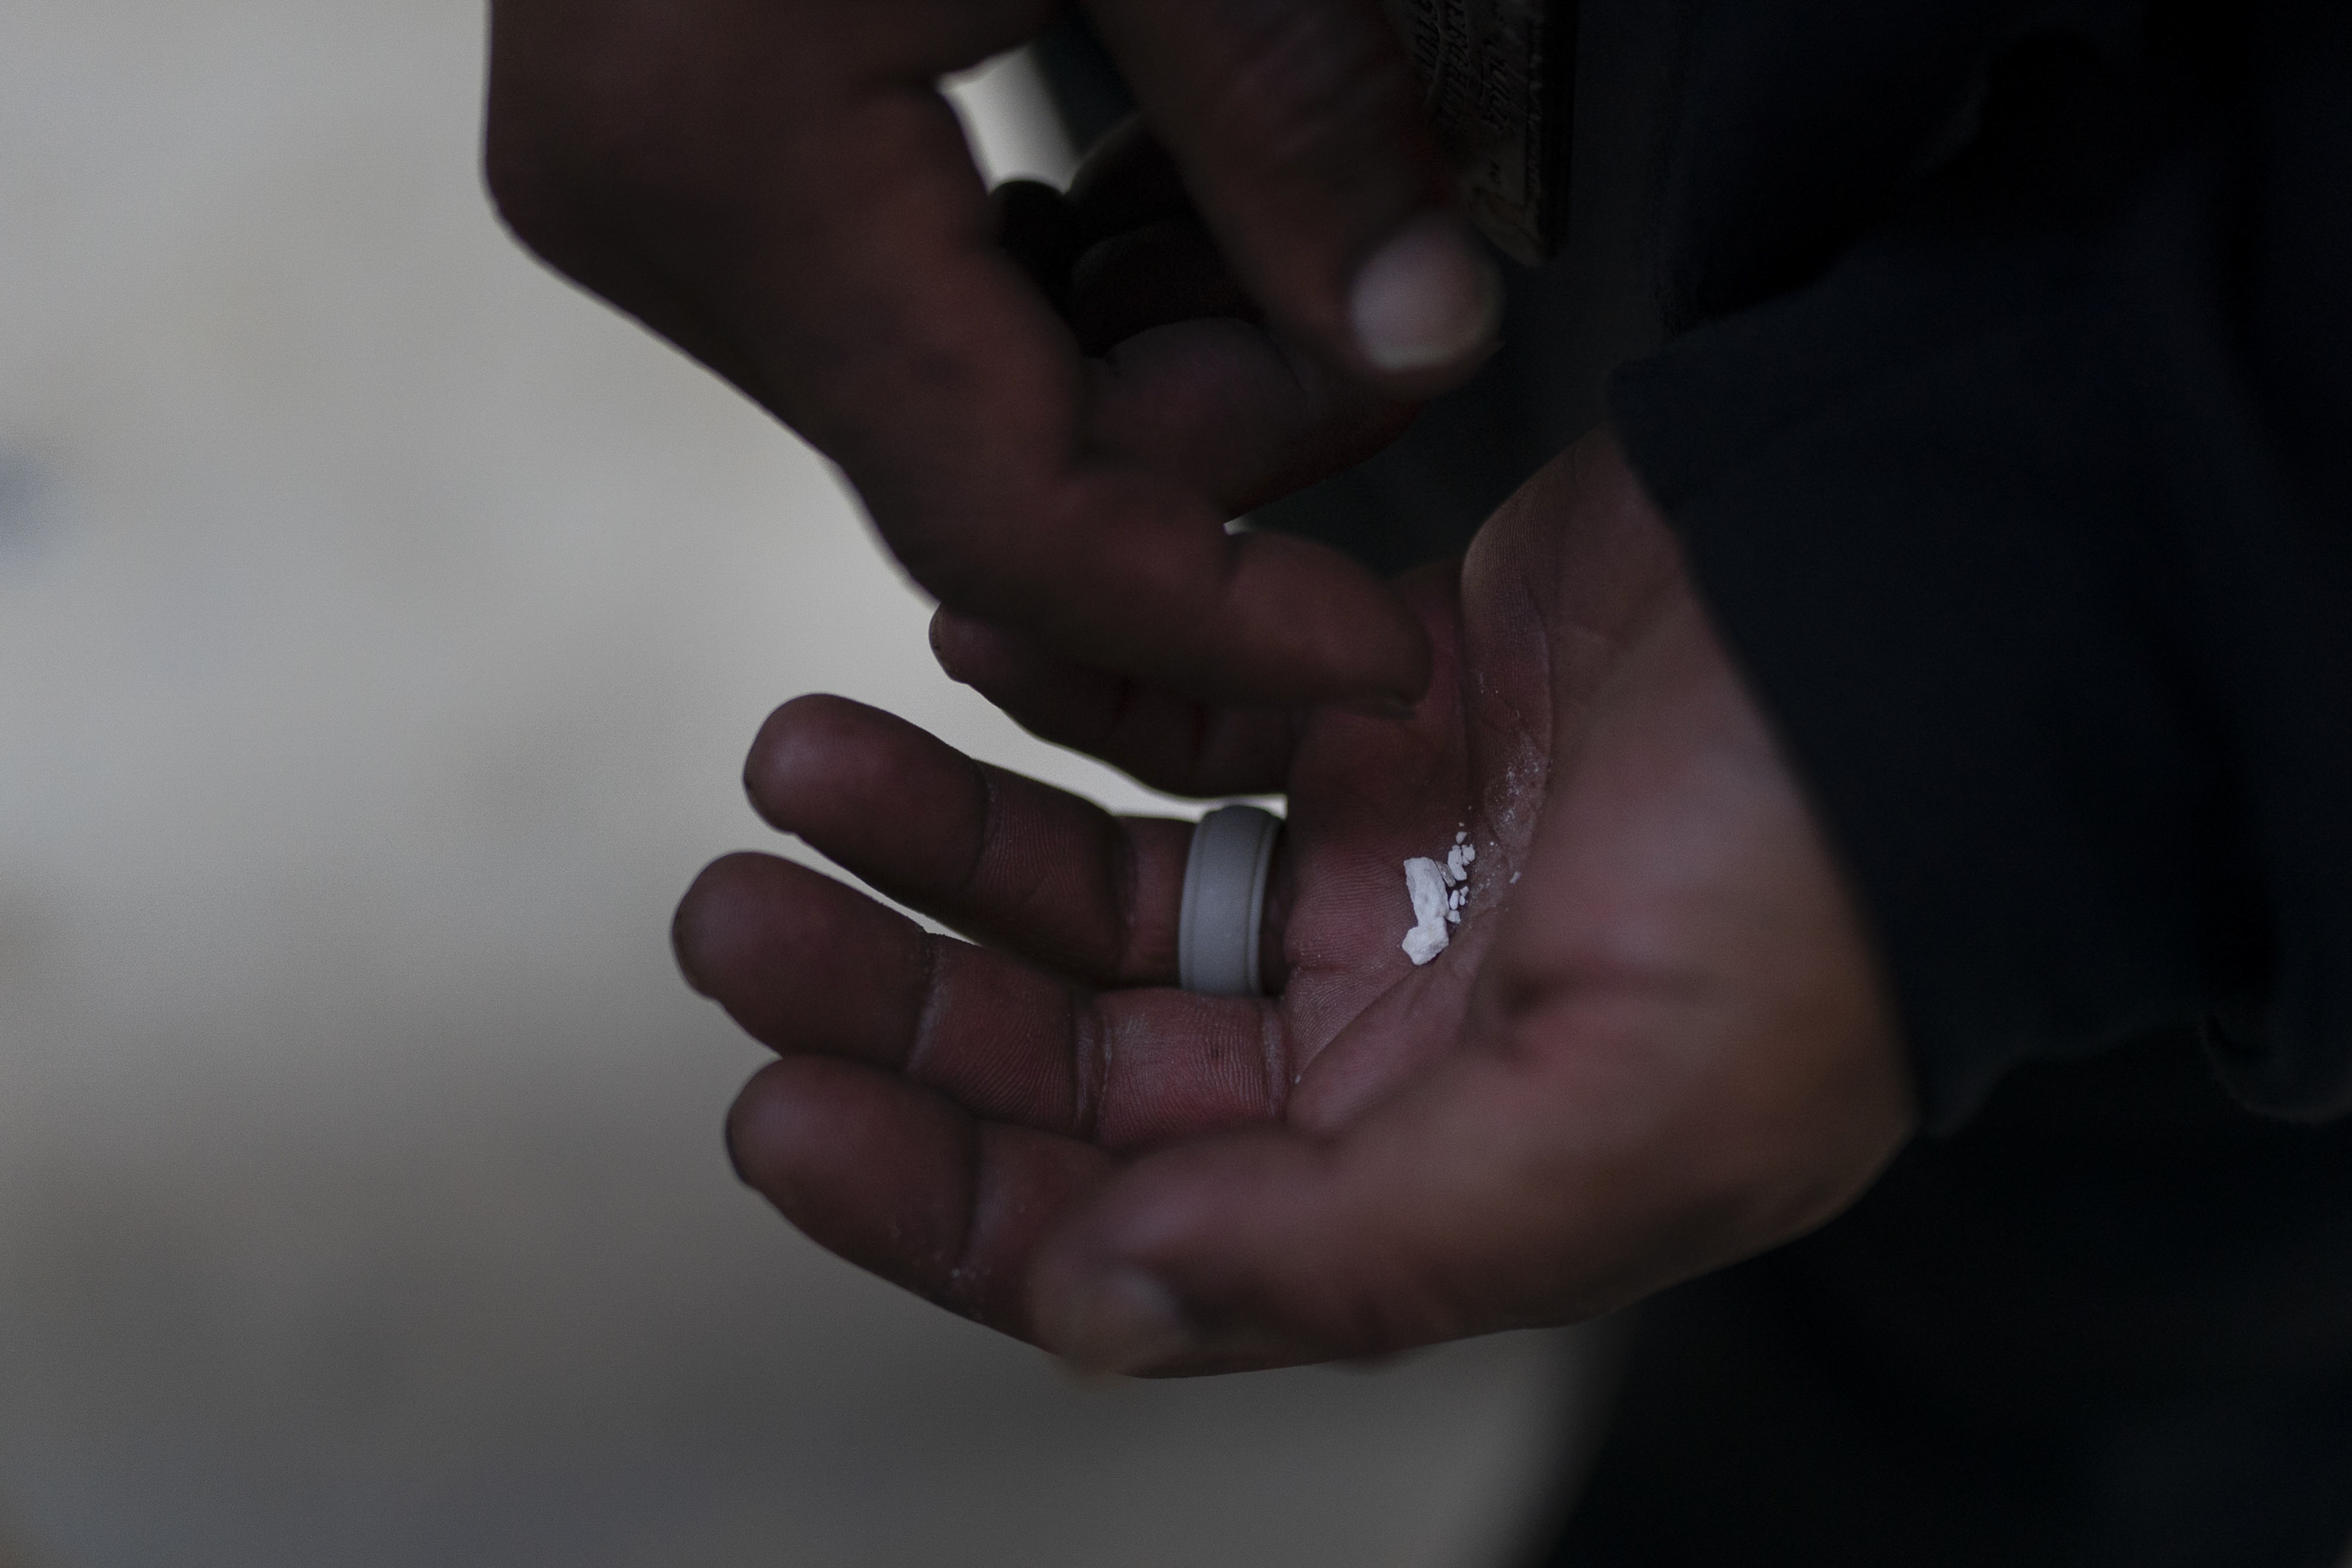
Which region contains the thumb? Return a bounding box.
[1027,998,1909,1377]
[1026,1038,1654,1376]
[1082,0,1503,387]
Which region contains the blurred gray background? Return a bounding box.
[0,5,1595,1564]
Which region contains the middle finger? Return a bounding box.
[746,693,1192,985]
[675,852,1285,1151]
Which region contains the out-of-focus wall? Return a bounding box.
[0,6,1590,1566]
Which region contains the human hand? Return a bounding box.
[485,0,1501,706]
[675,431,1918,1373]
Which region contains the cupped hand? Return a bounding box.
[485,0,1500,705]
[674,432,1919,1374]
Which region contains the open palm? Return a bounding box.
[675,432,1916,1374]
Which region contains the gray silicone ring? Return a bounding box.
[1177,804,1282,998]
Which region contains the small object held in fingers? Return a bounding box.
[1378,0,1576,264]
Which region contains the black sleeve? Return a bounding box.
[1607,2,2352,1131]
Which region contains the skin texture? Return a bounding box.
[484,0,1504,706]
[675,431,1920,1374]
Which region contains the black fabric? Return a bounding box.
[1031,19,1135,160]
[1530,5,2352,1560]
[1609,0,2352,1129]
[1534,1027,2352,1567]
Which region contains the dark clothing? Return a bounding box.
[1547,5,2352,1557]
[1032,5,2352,1560]
[1611,0,2352,1131]
[1537,1027,2352,1566]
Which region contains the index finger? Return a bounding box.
[485,0,1433,706]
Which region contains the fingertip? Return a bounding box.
[746,696,976,857]
[1038,1266,1198,1379]
[721,1057,970,1265]
[927,607,1001,688]
[1200,531,1435,708]
[724,1056,859,1202]
[744,693,871,832]
[927,606,962,680]
[672,850,778,1000]
[1348,215,1501,378]
[724,1060,792,1189]
[1321,594,1440,716]
[1337,694,1425,724]
[671,852,930,1056]
[1374,631,1437,712]
[939,504,1432,711]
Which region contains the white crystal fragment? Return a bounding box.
[1400,858,1452,965]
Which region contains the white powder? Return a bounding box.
[1405,828,1494,960]
[1400,858,1452,965]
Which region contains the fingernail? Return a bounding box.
[1048,1269,1195,1377]
[1349,216,1501,374]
